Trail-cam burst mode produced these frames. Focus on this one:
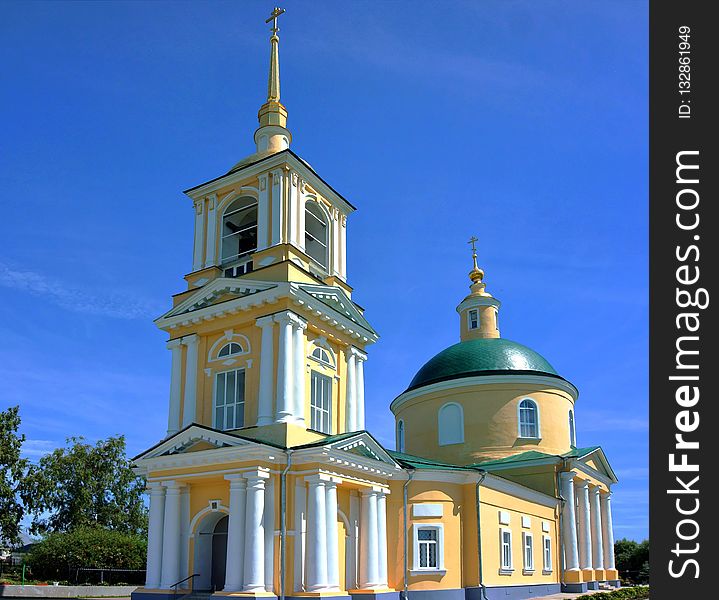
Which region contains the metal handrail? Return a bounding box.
[171,573,199,600]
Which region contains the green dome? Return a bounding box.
[407,338,561,392]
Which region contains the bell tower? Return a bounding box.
[154,8,378,448]
[456,237,501,341]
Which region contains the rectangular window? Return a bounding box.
[214,369,245,430]
[543,536,552,572]
[501,529,513,570]
[468,309,479,330]
[523,532,534,572]
[418,528,438,568]
[310,370,332,434]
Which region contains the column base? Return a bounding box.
[581,568,594,582]
[607,580,621,588]
[586,581,599,591]
[562,569,584,584]
[605,568,619,581]
[593,568,607,581]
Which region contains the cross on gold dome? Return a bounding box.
[467,235,484,284]
[266,6,285,35]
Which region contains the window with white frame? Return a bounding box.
[522,532,534,572]
[221,197,258,264]
[438,402,464,446]
[468,309,479,330]
[500,528,513,571]
[495,308,499,329]
[568,409,576,447]
[412,524,444,572]
[542,535,552,572]
[214,369,245,430]
[305,202,329,269]
[310,345,333,367]
[397,419,405,453]
[518,398,540,438]
[218,342,243,358]
[310,370,332,434]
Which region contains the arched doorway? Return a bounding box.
[193,511,229,591]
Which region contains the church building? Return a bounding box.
[131,9,620,600]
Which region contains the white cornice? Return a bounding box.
[184,151,356,216]
[391,373,579,413]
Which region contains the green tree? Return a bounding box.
[614,538,649,584]
[0,405,27,546]
[26,527,147,582]
[21,435,147,535]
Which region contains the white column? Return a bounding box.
[601,492,616,571]
[257,174,269,251]
[224,475,247,592]
[339,215,347,279]
[325,480,340,591]
[376,491,388,587]
[359,489,380,589]
[346,351,357,431]
[166,339,183,436]
[576,480,592,570]
[332,212,341,276]
[256,316,275,426]
[298,182,306,252]
[288,171,300,247]
[559,472,580,572]
[293,318,307,425]
[590,487,604,570]
[145,483,166,589]
[305,477,328,592]
[179,487,190,586]
[192,200,205,271]
[270,169,284,245]
[356,353,366,430]
[159,482,183,589]
[264,476,275,592]
[181,334,199,427]
[275,313,294,423]
[204,194,217,268]
[243,471,269,592]
[293,477,307,593]
[347,491,359,591]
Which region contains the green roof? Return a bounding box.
[472,446,602,469]
[388,450,479,472]
[406,337,561,392]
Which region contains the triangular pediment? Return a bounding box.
[571,446,618,483]
[295,283,377,336]
[133,424,256,462]
[157,278,278,324]
[323,432,399,467]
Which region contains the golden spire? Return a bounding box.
[265,7,284,103]
[254,6,291,154]
[467,236,490,296]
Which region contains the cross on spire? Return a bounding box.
[266,6,285,36]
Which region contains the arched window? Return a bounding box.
[568,410,576,447]
[310,346,333,367]
[305,202,328,269]
[221,196,258,263]
[218,342,243,358]
[397,419,405,453]
[438,403,464,446]
[518,399,540,439]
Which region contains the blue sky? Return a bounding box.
[1,1,648,541]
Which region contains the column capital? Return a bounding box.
[576,478,590,490]
[273,310,300,325]
[146,481,166,494]
[244,468,270,482]
[162,480,186,493]
[182,333,199,346]
[348,346,367,361]
[305,473,332,485]
[225,473,248,488]
[559,470,576,484]
[590,485,603,497]
[255,315,275,328]
[167,338,183,350]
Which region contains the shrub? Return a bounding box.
[26,527,146,582]
[576,587,649,600]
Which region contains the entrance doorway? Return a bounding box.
[193,512,228,591]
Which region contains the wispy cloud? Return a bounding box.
[0,261,162,320]
[21,439,57,459]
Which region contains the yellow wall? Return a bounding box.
[395,382,575,464]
